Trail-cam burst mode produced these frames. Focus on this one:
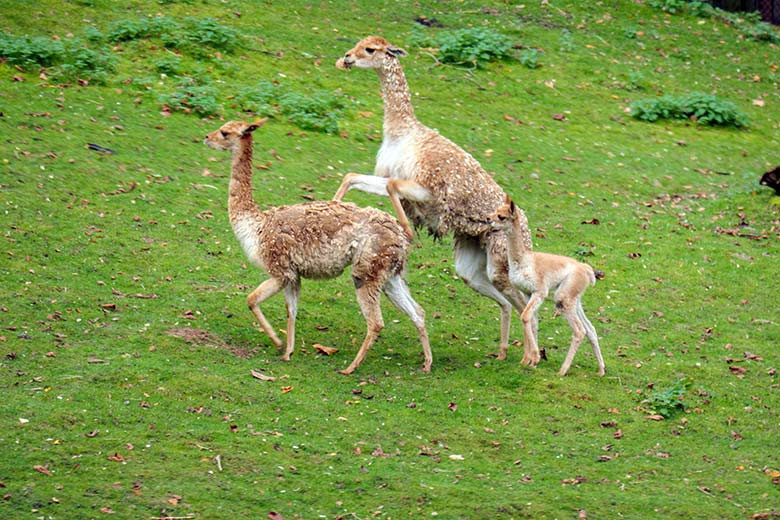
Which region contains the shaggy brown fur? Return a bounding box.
[333,36,537,365]
[488,197,606,376]
[204,119,431,374]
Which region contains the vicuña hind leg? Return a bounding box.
[247,277,284,349]
[383,275,432,372]
[577,301,605,376]
[340,285,385,375]
[558,301,586,376]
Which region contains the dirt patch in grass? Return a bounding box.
[166,327,257,359]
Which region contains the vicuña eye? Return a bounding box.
[365,48,375,55]
[220,130,228,137]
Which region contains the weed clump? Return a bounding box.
[160,83,221,116]
[629,92,749,127]
[0,32,114,83]
[102,16,242,55]
[641,379,689,418]
[411,26,515,68]
[236,81,351,134]
[436,27,512,66]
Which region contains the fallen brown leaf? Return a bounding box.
[33,465,52,476]
[314,343,338,356]
[250,369,276,381]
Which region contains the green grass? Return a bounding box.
[1,1,779,518]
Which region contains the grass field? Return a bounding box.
[1,1,779,518]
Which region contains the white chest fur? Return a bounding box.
[376,134,417,180]
[232,218,264,269]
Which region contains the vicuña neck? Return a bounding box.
[377,57,418,137]
[506,218,533,261]
[229,137,264,223]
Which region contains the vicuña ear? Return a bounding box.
[509,200,516,214]
[388,46,407,58]
[243,117,269,136]
[504,193,511,205]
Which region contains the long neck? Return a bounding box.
[505,215,533,263]
[377,56,418,137]
[228,136,264,225]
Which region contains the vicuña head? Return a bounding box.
[336,35,408,70]
[204,118,268,152]
[487,195,533,251]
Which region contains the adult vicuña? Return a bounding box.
[332,35,538,366]
[204,119,432,375]
[487,197,606,376]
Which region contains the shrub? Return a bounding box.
[236,81,350,134]
[236,80,281,115]
[160,83,221,116]
[183,17,240,53]
[279,91,347,134]
[0,33,65,68]
[435,27,512,67]
[629,92,748,127]
[0,32,114,83]
[57,44,114,83]
[104,16,243,54]
[153,55,183,75]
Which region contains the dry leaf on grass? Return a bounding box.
[314,343,338,355]
[33,465,52,476]
[250,369,276,381]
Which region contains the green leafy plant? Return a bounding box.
[236,80,281,115]
[0,33,64,68]
[104,16,243,54]
[0,32,114,83]
[159,83,221,116]
[559,29,575,52]
[279,91,347,133]
[237,81,350,133]
[182,17,241,53]
[434,27,512,67]
[153,54,183,75]
[626,70,647,91]
[630,92,748,127]
[640,379,691,418]
[519,48,541,69]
